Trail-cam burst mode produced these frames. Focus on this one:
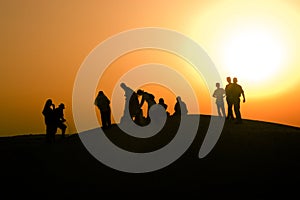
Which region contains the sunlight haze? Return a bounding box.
[1,0,300,136]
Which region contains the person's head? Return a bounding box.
[176,96,182,102]
[45,99,53,107]
[137,89,144,95]
[233,77,238,83]
[59,103,65,109]
[159,98,164,104]
[226,77,231,83]
[216,82,220,88]
[99,91,104,95]
[120,82,126,88]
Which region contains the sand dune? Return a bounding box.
[1,115,299,197]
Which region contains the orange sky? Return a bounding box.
[1,0,300,136]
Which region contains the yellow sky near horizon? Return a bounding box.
[1,0,300,136]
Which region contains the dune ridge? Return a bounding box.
[1,115,300,197]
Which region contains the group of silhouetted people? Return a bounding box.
[93,83,188,129]
[121,83,188,126]
[42,77,245,139]
[42,99,67,143]
[213,77,246,123]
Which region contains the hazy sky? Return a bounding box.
[1,0,300,136]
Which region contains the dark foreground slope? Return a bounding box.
[1,115,300,197]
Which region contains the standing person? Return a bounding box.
[225,77,234,120]
[158,98,170,117]
[42,99,57,143]
[54,103,67,138]
[173,96,188,116]
[120,83,143,125]
[213,82,226,117]
[94,91,111,129]
[231,77,246,124]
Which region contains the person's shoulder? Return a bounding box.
[215,88,224,92]
[225,83,232,88]
[234,83,243,91]
[239,84,244,91]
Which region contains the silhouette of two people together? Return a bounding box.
[42,99,67,143]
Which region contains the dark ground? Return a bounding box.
[1,115,300,198]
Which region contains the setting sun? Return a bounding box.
[190,0,300,99]
[221,27,287,84]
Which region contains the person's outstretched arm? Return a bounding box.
[242,90,246,103]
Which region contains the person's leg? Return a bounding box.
[46,125,51,143]
[61,124,67,138]
[103,111,109,128]
[229,103,235,119]
[135,109,143,125]
[221,103,226,117]
[234,99,242,123]
[100,111,107,128]
[103,110,111,128]
[57,123,66,138]
[147,105,151,121]
[217,104,221,116]
[226,98,233,119]
[50,125,57,143]
[107,109,111,127]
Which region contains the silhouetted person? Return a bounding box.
[173,96,188,116]
[213,82,226,117]
[54,103,67,138]
[120,83,143,125]
[158,97,170,117]
[94,91,111,129]
[231,77,246,124]
[137,89,156,121]
[225,77,234,120]
[42,99,56,143]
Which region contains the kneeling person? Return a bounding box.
[55,103,67,138]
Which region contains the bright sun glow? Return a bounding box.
[221,28,286,84]
[190,0,300,97]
